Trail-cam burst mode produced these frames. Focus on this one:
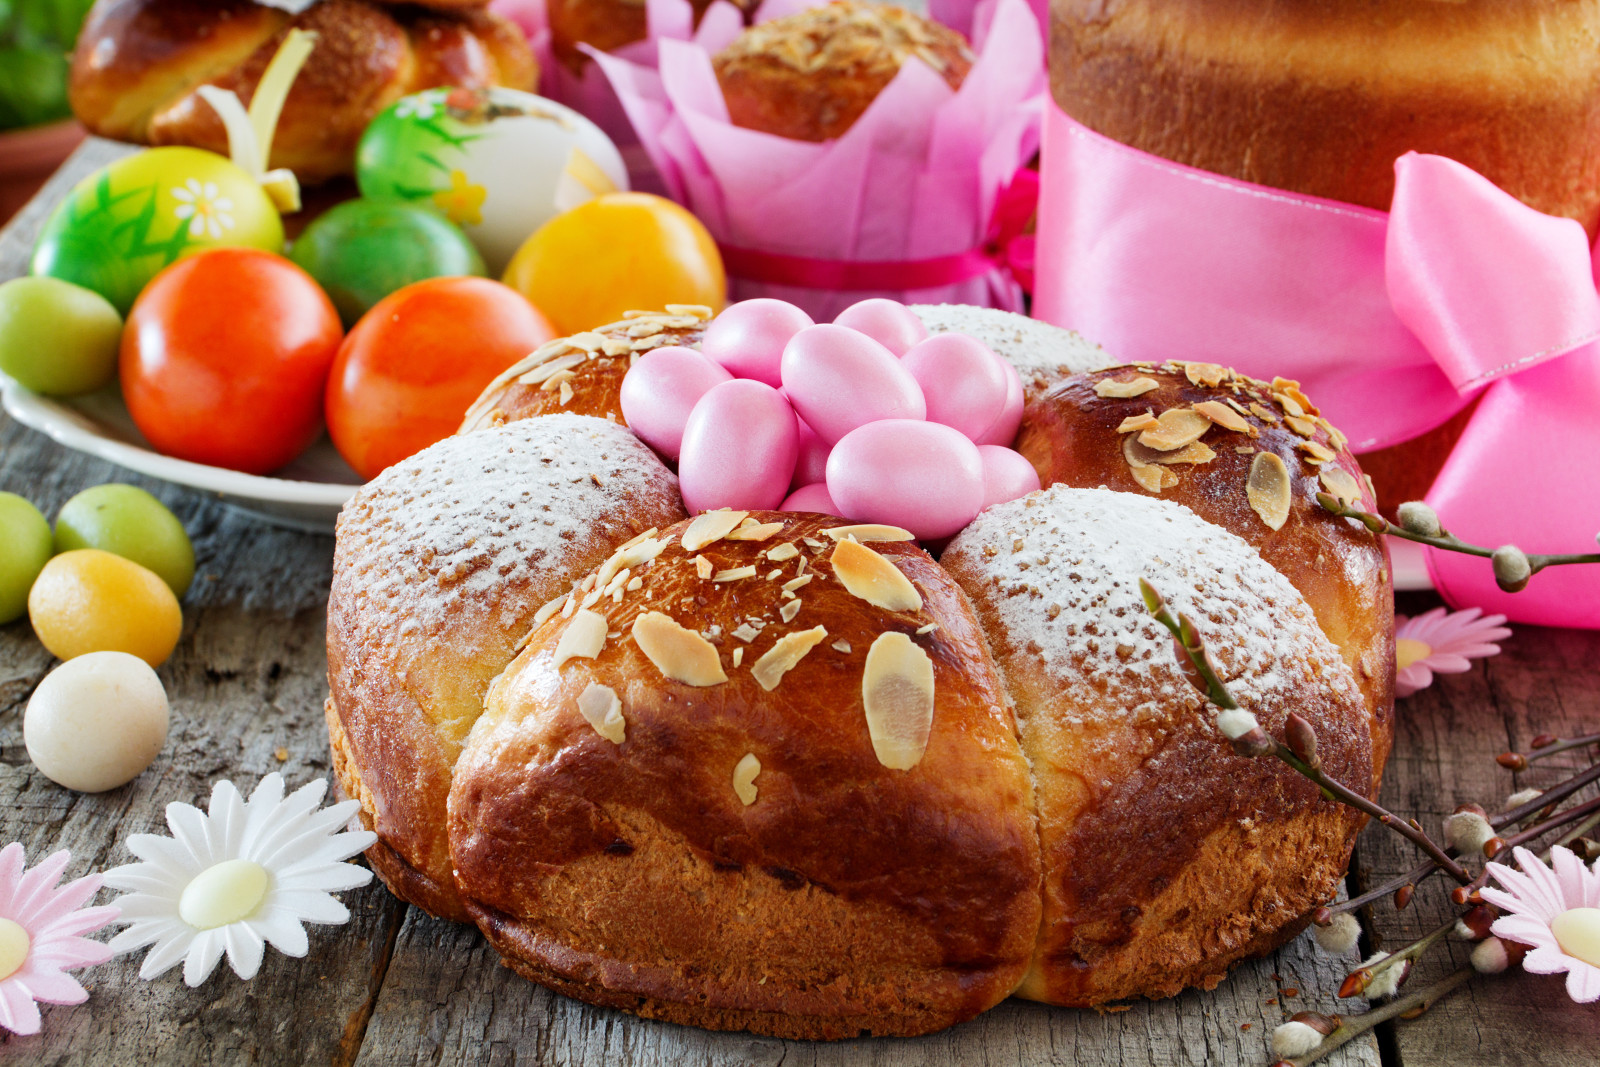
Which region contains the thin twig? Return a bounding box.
[1316,494,1600,577]
[1282,967,1476,1067]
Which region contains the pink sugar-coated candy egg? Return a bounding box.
[833,298,929,357]
[781,324,926,445]
[699,299,814,387]
[977,354,1025,446]
[978,445,1042,509]
[826,420,984,540]
[677,379,799,513]
[618,345,734,461]
[780,483,843,517]
[791,419,832,491]
[901,333,1010,441]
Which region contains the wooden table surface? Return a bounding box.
[0,140,1596,1066]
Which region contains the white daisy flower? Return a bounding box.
[394,90,445,121]
[102,774,375,987]
[171,179,237,240]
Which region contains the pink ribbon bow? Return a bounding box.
[1035,108,1600,628]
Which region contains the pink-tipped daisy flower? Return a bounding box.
[1394,606,1511,697]
[1481,845,1600,1002]
[0,844,120,1035]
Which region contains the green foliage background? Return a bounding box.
[0,0,97,130]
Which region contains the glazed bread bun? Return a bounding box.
[460,305,713,433]
[941,486,1375,1005]
[449,512,1041,1038]
[326,414,685,920]
[547,0,733,73]
[1051,0,1600,236]
[713,1,973,142]
[1014,363,1395,776]
[70,0,537,182]
[913,303,1115,403]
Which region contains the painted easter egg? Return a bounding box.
[901,332,1010,441]
[780,325,925,445]
[619,345,733,462]
[978,445,1041,509]
[978,354,1026,446]
[826,420,984,540]
[31,147,284,314]
[833,298,929,356]
[780,483,842,517]
[678,380,799,513]
[700,299,814,387]
[25,651,170,793]
[357,87,628,273]
[791,419,832,491]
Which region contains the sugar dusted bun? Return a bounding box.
[913,304,1115,401]
[449,512,1041,1038]
[70,0,536,182]
[460,305,713,433]
[713,1,973,142]
[326,414,685,920]
[941,486,1376,1005]
[1014,362,1394,774]
[1051,0,1600,235]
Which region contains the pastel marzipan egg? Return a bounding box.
[677,380,799,513]
[901,333,1010,441]
[700,299,814,387]
[619,346,732,461]
[25,651,169,792]
[977,354,1025,446]
[833,298,928,356]
[357,88,627,274]
[31,147,284,314]
[780,483,842,516]
[826,420,984,540]
[791,419,832,490]
[781,324,925,445]
[979,445,1042,508]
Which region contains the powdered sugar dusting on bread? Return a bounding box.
[911,305,1112,395]
[943,485,1360,729]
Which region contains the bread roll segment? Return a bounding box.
[326,414,685,920]
[942,486,1375,1005]
[448,512,1042,1038]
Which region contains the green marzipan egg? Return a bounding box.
[53,484,195,599]
[0,493,52,625]
[30,146,284,315]
[287,198,485,327]
[0,276,122,395]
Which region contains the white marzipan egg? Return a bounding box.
[25,651,170,792]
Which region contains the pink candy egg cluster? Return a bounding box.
[619,297,1041,540]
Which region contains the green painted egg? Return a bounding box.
[30,147,284,314]
[287,199,486,326]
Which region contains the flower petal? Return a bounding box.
[184,929,225,987]
[1566,961,1600,1003]
[0,981,41,1035]
[164,802,216,868]
[1490,913,1558,948]
[15,968,89,1006]
[135,926,195,980]
[223,923,265,981]
[1522,943,1575,976]
[252,911,308,957]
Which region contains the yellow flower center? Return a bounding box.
[0,919,30,981]
[1395,637,1432,671]
[179,859,270,931]
[1551,907,1600,968]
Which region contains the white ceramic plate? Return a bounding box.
[1,375,360,533]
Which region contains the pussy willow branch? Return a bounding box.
[1499,731,1600,770]
[1276,967,1476,1067]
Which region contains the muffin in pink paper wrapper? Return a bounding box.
[588,0,1044,320]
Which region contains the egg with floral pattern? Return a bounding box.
[30,147,283,314]
[356,87,628,273]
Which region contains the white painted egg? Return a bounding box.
[24,651,169,793]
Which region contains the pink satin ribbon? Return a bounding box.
[1035,106,1600,628]
[718,169,1038,294]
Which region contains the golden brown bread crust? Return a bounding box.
[70,0,536,182]
[1015,362,1395,781]
[546,0,730,74]
[448,512,1042,1038]
[325,415,685,921]
[713,1,973,142]
[941,486,1377,1005]
[1050,0,1600,235]
[460,306,712,434]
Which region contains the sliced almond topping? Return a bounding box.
[553,609,608,669]
[832,639,852,654]
[558,382,575,406]
[1248,402,1280,424]
[533,592,568,628]
[1284,414,1318,438]
[1184,362,1230,388]
[767,542,800,562]
[726,521,785,542]
[780,599,802,623]
[576,682,626,744]
[1272,391,1305,418]
[751,625,828,691]
[1272,377,1318,415]
[518,353,586,386]
[823,524,915,543]
[862,633,935,771]
[1225,396,1252,416]
[681,510,750,552]
[795,557,808,576]
[664,303,714,318]
[631,612,727,686]
[765,568,782,581]
[1136,407,1212,451]
[1130,463,1180,493]
[1323,419,1349,450]
[732,753,761,806]
[567,331,607,352]
[1116,411,1160,434]
[732,623,760,643]
[1246,452,1293,531]
[915,623,938,635]
[1094,375,1160,399]
[1235,445,1257,455]
[1192,400,1251,433]
[732,646,745,667]
[618,527,660,552]
[1319,466,1364,507]
[782,574,813,593]
[831,539,922,612]
[714,566,758,582]
[626,576,643,591]
[539,368,577,392]
[1297,440,1337,463]
[693,554,713,579]
[1158,440,1217,465]
[596,534,670,590]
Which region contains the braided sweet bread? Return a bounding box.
[326,305,1393,1036]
